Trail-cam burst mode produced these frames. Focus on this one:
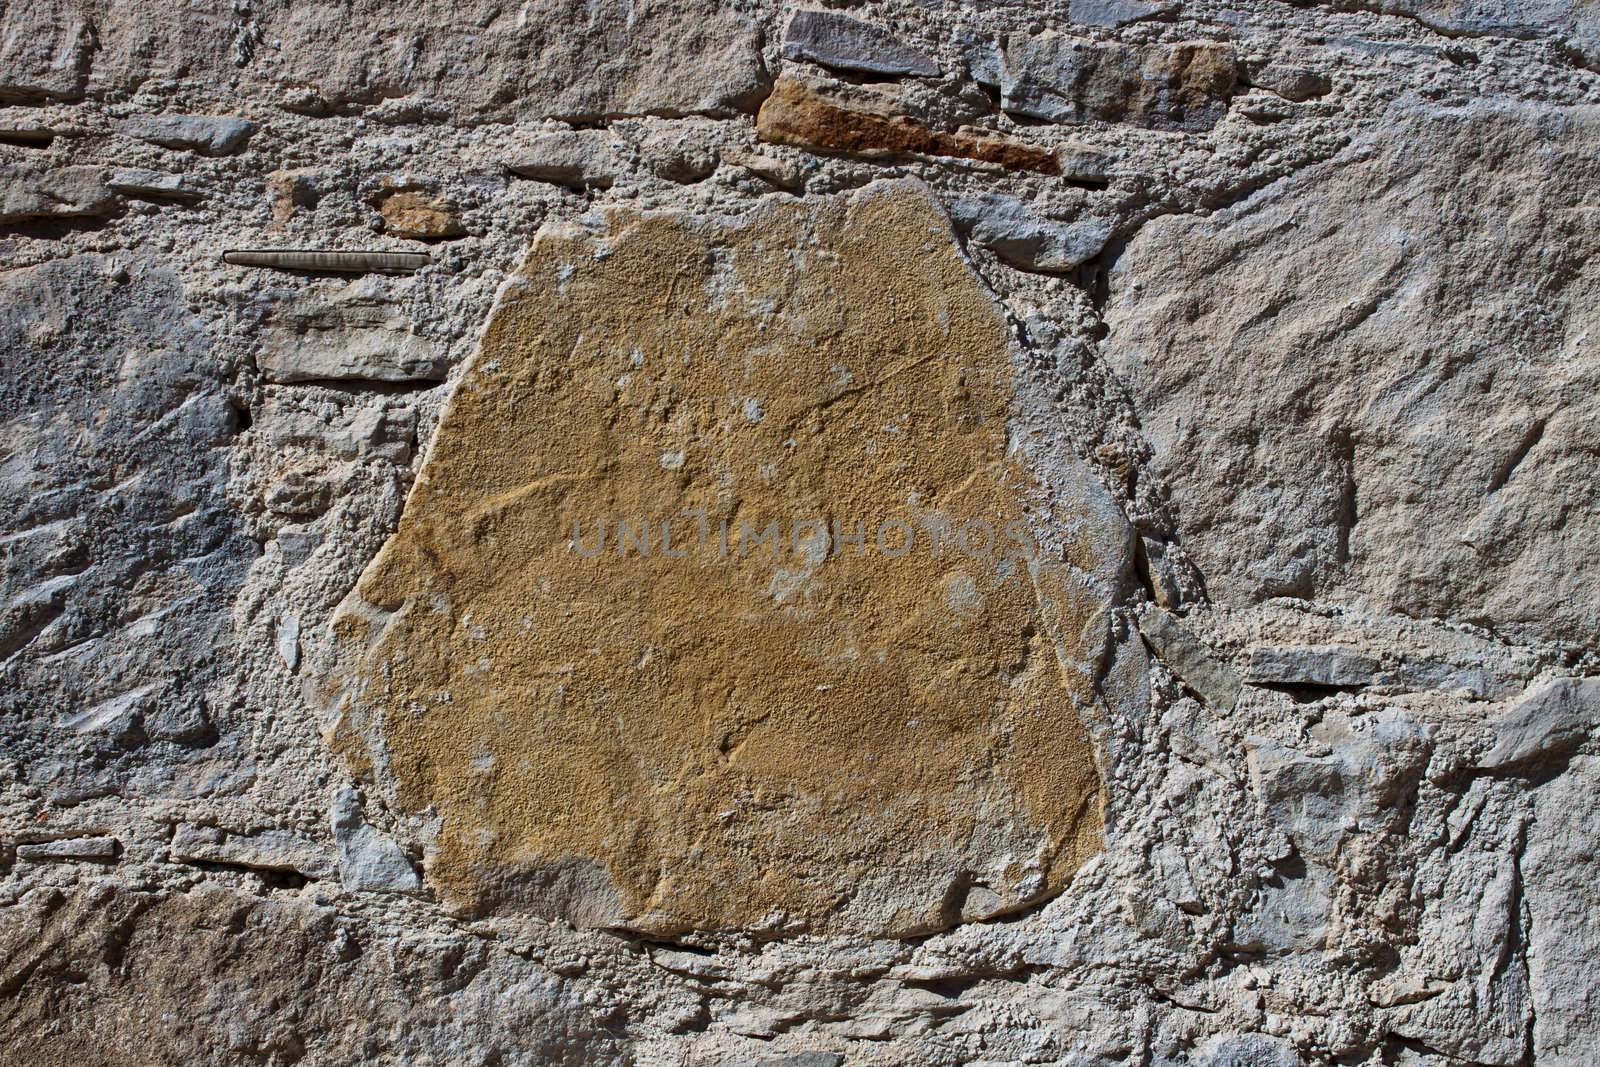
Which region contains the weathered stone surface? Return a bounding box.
[3,1,1599,1062]
[782,9,940,77]
[1198,1033,1303,1067]
[1477,676,1600,771]
[723,147,808,189]
[969,33,1237,129]
[331,789,421,894]
[121,114,257,156]
[256,399,417,464]
[1137,608,1242,711]
[16,837,120,863]
[1358,0,1599,65]
[0,0,93,103]
[83,0,767,121]
[505,129,629,189]
[0,255,250,804]
[757,73,1064,175]
[377,190,466,240]
[324,180,1128,936]
[1068,0,1180,27]
[639,119,723,183]
[106,168,205,202]
[257,278,445,383]
[0,884,629,1064]
[949,195,1113,274]
[1242,710,1434,952]
[1245,646,1380,688]
[1525,755,1600,1062]
[170,824,336,879]
[1104,99,1600,645]
[0,166,116,224]
[1243,58,1332,101]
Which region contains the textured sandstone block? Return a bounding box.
[323,180,1131,936]
[757,74,1063,175]
[378,190,466,240]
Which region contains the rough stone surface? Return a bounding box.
[3,0,1599,1063]
[0,0,93,103]
[970,34,1239,129]
[782,10,940,77]
[0,165,116,224]
[376,190,466,240]
[324,181,1125,936]
[121,115,257,157]
[950,194,1113,273]
[255,278,446,383]
[757,72,1065,174]
[1105,99,1600,646]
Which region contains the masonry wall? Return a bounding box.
[2,2,1598,1064]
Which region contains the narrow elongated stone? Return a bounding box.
[757,74,1062,175]
[223,250,431,274]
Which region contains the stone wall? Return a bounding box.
[1,1,1597,1064]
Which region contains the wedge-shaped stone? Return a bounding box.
[757,73,1063,175]
[322,180,1132,937]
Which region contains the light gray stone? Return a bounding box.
[257,279,445,384]
[121,114,257,156]
[1364,0,1598,66]
[331,789,422,895]
[0,0,93,103]
[1245,646,1380,688]
[1478,677,1600,771]
[505,129,629,189]
[782,10,939,77]
[968,32,1236,130]
[171,824,336,879]
[1199,1033,1304,1066]
[1243,60,1332,101]
[257,401,417,463]
[17,836,120,863]
[107,169,205,202]
[1137,608,1242,711]
[1524,755,1600,1061]
[58,682,158,742]
[1068,0,1179,28]
[0,166,116,224]
[275,614,301,671]
[1104,100,1600,645]
[950,195,1112,273]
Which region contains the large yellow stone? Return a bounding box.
[324,180,1131,936]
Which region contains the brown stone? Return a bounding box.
[756,73,1062,176]
[323,180,1130,937]
[378,190,466,240]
